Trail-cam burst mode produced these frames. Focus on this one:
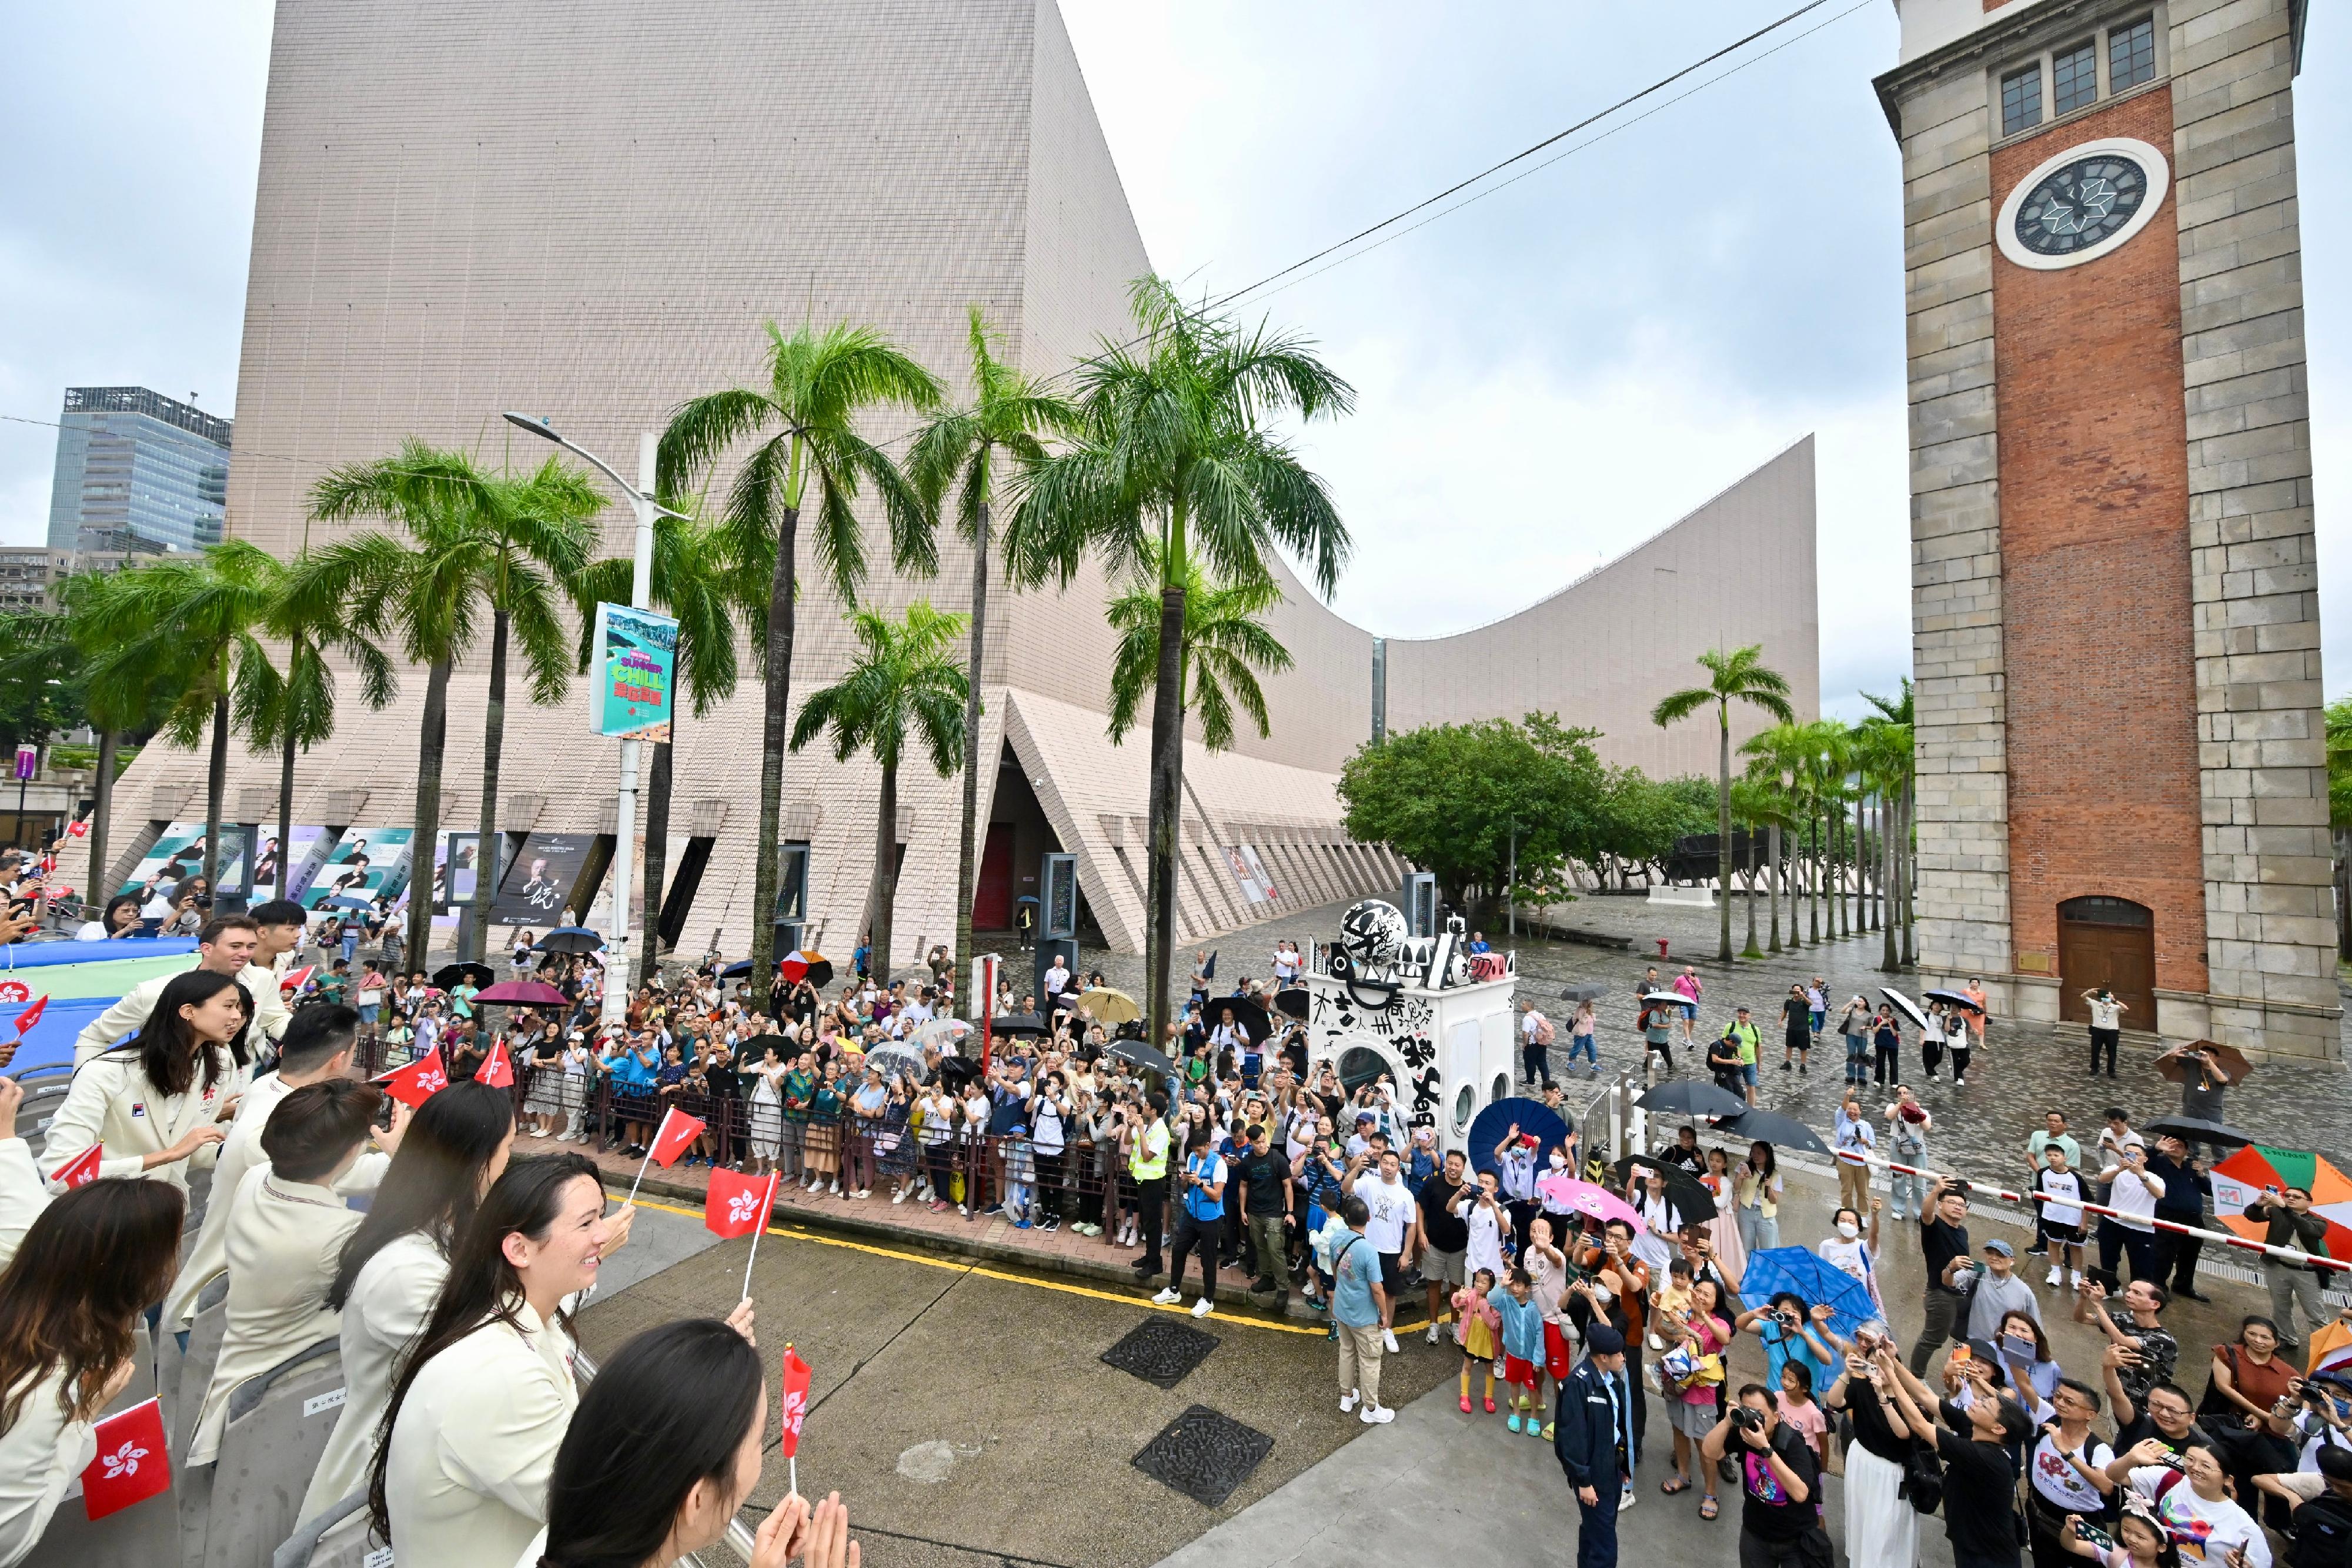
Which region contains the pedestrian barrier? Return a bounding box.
[201,1337,345,1568]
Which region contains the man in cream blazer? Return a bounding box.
[73,905,306,1064]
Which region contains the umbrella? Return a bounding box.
[734,1032,793,1061]
[915,1017,973,1051]
[1077,987,1141,1025]
[1466,1098,1575,1178]
[2156,1039,2253,1087]
[1204,994,1272,1047]
[473,979,567,1007]
[324,895,375,911]
[1880,987,1927,1029]
[866,1043,926,1084]
[990,1013,1050,1038]
[1538,1174,1645,1232]
[1611,1154,1715,1223]
[1718,1107,1832,1157]
[1738,1246,1883,1337]
[1274,987,1309,1021]
[2141,1115,2254,1149]
[1641,991,1689,1008]
[434,961,496,990]
[1105,1038,1177,1079]
[1924,988,1983,1012]
[1560,982,1607,1005]
[1635,1081,1749,1120]
[779,949,835,989]
[536,927,606,955]
[2210,1144,2352,1261]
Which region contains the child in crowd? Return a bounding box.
[1453,1268,1502,1414]
[1003,1123,1036,1228]
[1776,1359,1829,1467]
[1656,1310,1727,1497]
[1494,1268,1546,1437]
[1655,1256,1695,1325]
[1457,1169,1509,1282]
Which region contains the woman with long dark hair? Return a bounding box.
[0,1180,183,1562]
[43,969,243,1195]
[523,1316,853,1568]
[297,1082,517,1526]
[369,1154,616,1567]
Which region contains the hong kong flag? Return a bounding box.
[278,966,315,994]
[81,1397,170,1520]
[11,996,46,1038]
[49,1144,102,1191]
[647,1106,707,1168]
[704,1168,779,1240]
[777,1345,813,1457]
[375,1050,448,1109]
[477,1039,514,1089]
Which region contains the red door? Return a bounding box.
[973,823,1014,930]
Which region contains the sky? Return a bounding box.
[3,1,2348,721]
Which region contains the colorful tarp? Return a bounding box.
[0,940,201,1076]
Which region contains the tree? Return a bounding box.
[1105,551,1292,754]
[907,307,1074,1002]
[789,603,968,991]
[1853,715,1912,972]
[572,516,750,986]
[660,322,943,1003]
[302,444,603,968]
[1651,646,1795,961]
[1862,680,1917,965]
[1006,278,1351,1042]
[1731,775,1796,959]
[53,569,180,904]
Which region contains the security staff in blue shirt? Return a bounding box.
[1555,1322,1631,1568]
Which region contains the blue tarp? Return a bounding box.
[0,937,199,969]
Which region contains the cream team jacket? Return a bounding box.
[0,1366,96,1568]
[381,1299,578,1568]
[42,1049,235,1195]
[296,1229,447,1528]
[0,1141,49,1273]
[188,1165,362,1465]
[161,1072,387,1329]
[74,962,290,1064]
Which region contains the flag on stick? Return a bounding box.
[11,996,46,1037]
[81,1398,170,1520]
[49,1143,102,1191]
[779,1343,812,1497]
[704,1166,775,1240]
[477,1038,513,1088]
[374,1049,448,1108]
[625,1106,707,1204]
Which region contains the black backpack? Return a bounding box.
[2295,1491,2352,1568]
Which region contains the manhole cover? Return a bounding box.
[1131,1406,1274,1509]
[1100,1315,1218,1390]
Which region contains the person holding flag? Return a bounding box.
[0,1082,48,1273]
[0,1178,185,1560]
[43,969,245,1199]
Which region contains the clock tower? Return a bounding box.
[1877,0,2337,1058]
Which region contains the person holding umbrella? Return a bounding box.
[1639,995,1678,1080]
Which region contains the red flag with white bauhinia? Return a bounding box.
[647,1106,707,1168]
[0,982,28,1005]
[81,1398,169,1520]
[778,1345,813,1457]
[49,1143,102,1191]
[11,996,45,1037]
[704,1166,777,1239]
[278,966,314,995]
[477,1039,513,1089]
[375,1049,447,1109]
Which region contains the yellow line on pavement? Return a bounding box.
[612,1191,1339,1336]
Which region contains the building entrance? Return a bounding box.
[2056,896,2156,1028]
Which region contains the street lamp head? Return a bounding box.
[503,412,562,443]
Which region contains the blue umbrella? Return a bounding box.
[1737,1246,1882,1338]
[1465,1096,1575,1177]
[325,895,375,911]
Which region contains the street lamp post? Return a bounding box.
[503,414,670,1028]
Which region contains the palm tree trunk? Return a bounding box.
[870,758,898,988]
[1766,820,1782,952]
[640,735,673,991]
[89,730,116,907]
[203,688,229,892]
[1808,805,1822,945]
[1715,710,1732,962]
[276,642,300,897]
[1144,579,1188,1045]
[465,609,509,964]
[751,504,800,1015]
[1881,789,1899,971]
[407,657,451,972]
[954,495,991,1015]
[1833,802,1847,939]
[1741,828,1759,957]
[1900,775,1917,965]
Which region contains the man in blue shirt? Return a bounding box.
[1331,1195,1394,1425]
[1556,1322,1630,1568]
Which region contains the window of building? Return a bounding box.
[2053,38,2099,115]
[2109,16,2157,91]
[2000,63,2043,136]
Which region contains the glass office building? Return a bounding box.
[45,387,232,553]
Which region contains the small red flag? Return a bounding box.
[81,1397,170,1520]
[11,997,46,1037]
[477,1039,513,1088]
[375,1050,448,1109]
[279,966,315,994]
[647,1106,707,1168]
[49,1144,102,1191]
[67,818,88,838]
[704,1167,777,1240]
[777,1345,813,1457]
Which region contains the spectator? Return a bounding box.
[2083,987,2126,1077]
[1728,1007,1761,1106]
[1566,999,1600,1077]
[1672,965,1703,1052]
[1818,1201,1885,1319]
[1454,1266,1501,1413]
[1911,1175,1974,1374]
[1699,1382,1835,1568]
[1736,1292,1838,1398]
[1233,1122,1292,1306]
[2024,1377,2117,1568]
[1734,1140,1782,1254]
[2118,1441,2270,1567]
[2205,1315,2297,1430]
[1880,1345,2032,1568]
[1125,1092,1172,1283]
[1495,1267,1547,1436]
[1966,1238,2043,1341]
[1556,1322,1632,1568]
[1655,1289,1731,1511]
[1519,1000,1556,1089]
[1416,1148,1471,1345]
[2243,1186,2332,1355]
[1884,1086,1932,1219]
[2036,1144,2092,1294]
[1838,995,1873,1086]
[2146,1136,2212,1301]
[1872,1005,1903,1088]
[2251,1445,2352,1564]
[2096,1142,2166,1286]
[2026,1111,2083,1263]
[1777,984,1811,1075]
[1703,1024,1742,1099]
[2102,1378,2203,1473]
[1824,1338,1921,1567]
[1329,1195,1393,1425]
[1154,1123,1225,1319]
[1642,998,1679,1080]
[1833,1091,1876,1213]
[1345,1146,1419,1353]
[2078,1280,2179,1417]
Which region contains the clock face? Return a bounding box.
[2013,154,2149,256]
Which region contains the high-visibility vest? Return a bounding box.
[1130,1119,1170,1181]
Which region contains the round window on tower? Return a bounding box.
[1453,1085,1475,1131]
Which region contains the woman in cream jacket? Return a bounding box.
[0,1179,183,1566]
[42,970,247,1197]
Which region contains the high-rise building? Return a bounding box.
[44,386,232,554]
[1880,0,2333,1058]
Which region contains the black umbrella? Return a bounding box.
[1205,994,1272,1047]
[739,1033,793,1061]
[1106,1038,1177,1079]
[1635,1080,1749,1120]
[990,1014,1050,1038]
[536,927,606,955]
[2142,1115,2254,1149]
[1718,1107,1832,1157]
[1560,982,1606,1005]
[1924,988,1983,1013]
[1611,1154,1714,1225]
[1274,987,1309,1021]
[433,961,495,991]
[1879,987,1927,1030]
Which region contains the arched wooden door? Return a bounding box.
[2056,897,2156,1027]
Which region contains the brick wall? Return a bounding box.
[1989,87,2210,991]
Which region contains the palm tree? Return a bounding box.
[1005,278,1352,1041]
[1853,717,1910,972]
[301,443,603,967]
[907,307,1075,1003]
[52,569,182,904]
[789,603,968,994]
[659,322,943,1002]
[1651,645,1795,962]
[572,516,749,986]
[1105,552,1294,753]
[1733,774,1798,959]
[1862,680,1917,964]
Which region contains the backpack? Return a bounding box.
[1534,1015,1556,1047]
[2295,1491,2352,1568]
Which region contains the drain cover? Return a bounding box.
[1132,1405,1274,1508]
[1100,1315,1218,1390]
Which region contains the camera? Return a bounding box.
[1730,1405,1766,1435]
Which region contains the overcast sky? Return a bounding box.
[4,2,2347,719]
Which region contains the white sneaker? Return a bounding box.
[1190,1296,1215,1318]
[1425,1323,1441,1345]
[1339,1390,1359,1413]
[828,1181,840,1194]
[2046,1265,2062,1287]
[1360,1403,1394,1425]
[1619,1486,1636,1513]
[893,1188,910,1204]
[1152,1286,1182,1306]
[856,1188,871,1199]
[1382,1328,1399,1354]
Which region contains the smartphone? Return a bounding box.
[1949,1343,1972,1368]
[2072,1523,2117,1552]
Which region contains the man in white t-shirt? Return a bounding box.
[1518,1000,1554,1089]
[1043,955,1071,999]
[1344,1147,1421,1355]
[2097,1141,2166,1285]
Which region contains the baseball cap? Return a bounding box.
[1983,1238,2014,1258]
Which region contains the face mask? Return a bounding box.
[1836,1220,1859,1239]
[1549,1154,1566,1169]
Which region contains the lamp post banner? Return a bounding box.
[591,602,678,741]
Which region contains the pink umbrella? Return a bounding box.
[1538,1175,1647,1233]
[473,980,568,1007]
